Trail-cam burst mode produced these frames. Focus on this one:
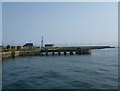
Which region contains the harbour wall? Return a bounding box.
[1,50,41,60]
[1,49,91,60]
[0,46,115,60]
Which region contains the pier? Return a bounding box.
[40,47,92,56]
[0,45,115,60]
[40,46,115,56]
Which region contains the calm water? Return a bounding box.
[2,48,118,89]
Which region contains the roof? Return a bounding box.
[45,44,54,45]
[45,44,54,46]
[23,43,34,47]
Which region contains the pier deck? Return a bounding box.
[40,46,114,56]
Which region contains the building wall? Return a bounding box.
[22,46,33,50]
[45,44,54,48]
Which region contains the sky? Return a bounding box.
[2,2,118,46]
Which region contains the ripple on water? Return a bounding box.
[3,79,33,89]
[2,48,118,89]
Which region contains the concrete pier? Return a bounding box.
[1,45,115,59]
[1,50,41,60]
[40,47,92,56]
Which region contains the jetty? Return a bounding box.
[40,46,115,56]
[1,45,115,60]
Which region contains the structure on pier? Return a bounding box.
[41,36,44,48]
[23,43,34,49]
[44,44,54,48]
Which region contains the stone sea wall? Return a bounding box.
[1,50,41,60]
[19,50,41,56]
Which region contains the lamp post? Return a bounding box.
[41,36,43,48]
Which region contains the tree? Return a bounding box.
[6,45,10,49]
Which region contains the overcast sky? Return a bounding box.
[2,2,118,46]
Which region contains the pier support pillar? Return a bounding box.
[70,51,73,55]
[88,49,92,54]
[41,52,44,56]
[52,52,54,56]
[77,50,81,55]
[64,52,66,55]
[76,51,78,55]
[58,52,61,56]
[85,49,91,54]
[82,49,86,54]
[46,52,48,56]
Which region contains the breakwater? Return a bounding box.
[1,46,115,60]
[1,50,41,60]
[2,51,20,59]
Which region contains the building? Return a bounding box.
[44,44,54,48]
[23,43,34,49]
[17,46,22,50]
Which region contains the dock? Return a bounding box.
[40,46,115,56]
[40,47,91,56]
[1,46,115,60]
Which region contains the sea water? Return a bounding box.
[2,48,118,89]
